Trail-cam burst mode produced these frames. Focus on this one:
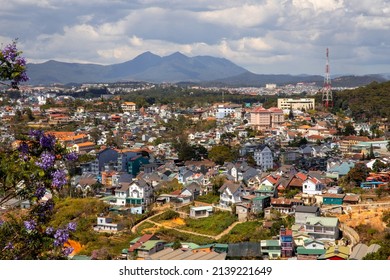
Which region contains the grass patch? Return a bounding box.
[156,228,215,245]
[217,220,271,243]
[196,193,220,204]
[180,211,237,236]
[136,221,156,234]
[151,210,179,222]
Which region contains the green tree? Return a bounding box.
[372,160,386,172]
[343,163,370,187]
[208,145,238,165]
[211,175,225,195]
[343,122,356,136]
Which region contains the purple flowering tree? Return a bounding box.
[0,40,29,89]
[0,129,79,259]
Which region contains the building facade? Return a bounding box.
[249,106,284,130]
[277,98,315,111]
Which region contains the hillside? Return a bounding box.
[333,81,390,121]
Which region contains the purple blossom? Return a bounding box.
[29,129,44,140]
[45,226,54,235]
[39,134,56,149]
[67,222,77,232]
[1,42,17,61]
[18,142,29,154]
[35,151,55,170]
[53,228,69,247]
[0,219,4,226]
[35,186,46,200]
[24,220,37,231]
[64,152,78,162]
[51,169,67,188]
[63,247,74,256]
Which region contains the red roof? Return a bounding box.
[295,172,307,181]
[129,234,155,252]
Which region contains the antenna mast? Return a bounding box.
[322,48,333,108]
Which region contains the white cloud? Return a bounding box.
[198,2,279,28]
[1,0,390,75]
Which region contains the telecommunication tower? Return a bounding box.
[322,48,333,108]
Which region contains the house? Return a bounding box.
[93,216,122,232]
[318,245,350,260]
[121,102,137,113]
[270,198,303,214]
[280,226,294,258]
[72,141,96,154]
[127,179,153,208]
[218,181,246,209]
[251,196,271,213]
[296,245,326,260]
[127,234,165,259]
[114,182,131,206]
[181,182,201,201]
[255,184,278,198]
[260,240,281,259]
[235,203,251,221]
[253,145,273,171]
[326,161,355,179]
[343,194,360,205]
[322,193,345,205]
[302,176,324,195]
[304,217,340,241]
[189,206,213,219]
[295,205,320,225]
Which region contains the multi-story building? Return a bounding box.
[121,102,137,113]
[253,145,273,171]
[304,217,340,241]
[277,98,315,111]
[280,226,294,258]
[214,103,242,119]
[249,106,284,130]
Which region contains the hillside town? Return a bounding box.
[1,82,390,260]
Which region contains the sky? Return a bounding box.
[1,0,390,75]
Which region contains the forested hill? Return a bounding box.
[333,81,390,121]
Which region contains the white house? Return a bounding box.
[114,183,130,206]
[302,176,324,195]
[189,206,213,219]
[218,181,246,209]
[128,179,153,207]
[254,146,273,171]
[93,216,122,232]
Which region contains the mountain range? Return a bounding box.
[26,52,388,87]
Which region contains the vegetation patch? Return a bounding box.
[196,193,220,204]
[156,228,215,245]
[180,211,237,236]
[218,221,271,243]
[151,210,180,222]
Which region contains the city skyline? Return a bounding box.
[1,0,390,75]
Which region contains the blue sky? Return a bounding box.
[1,0,389,75]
